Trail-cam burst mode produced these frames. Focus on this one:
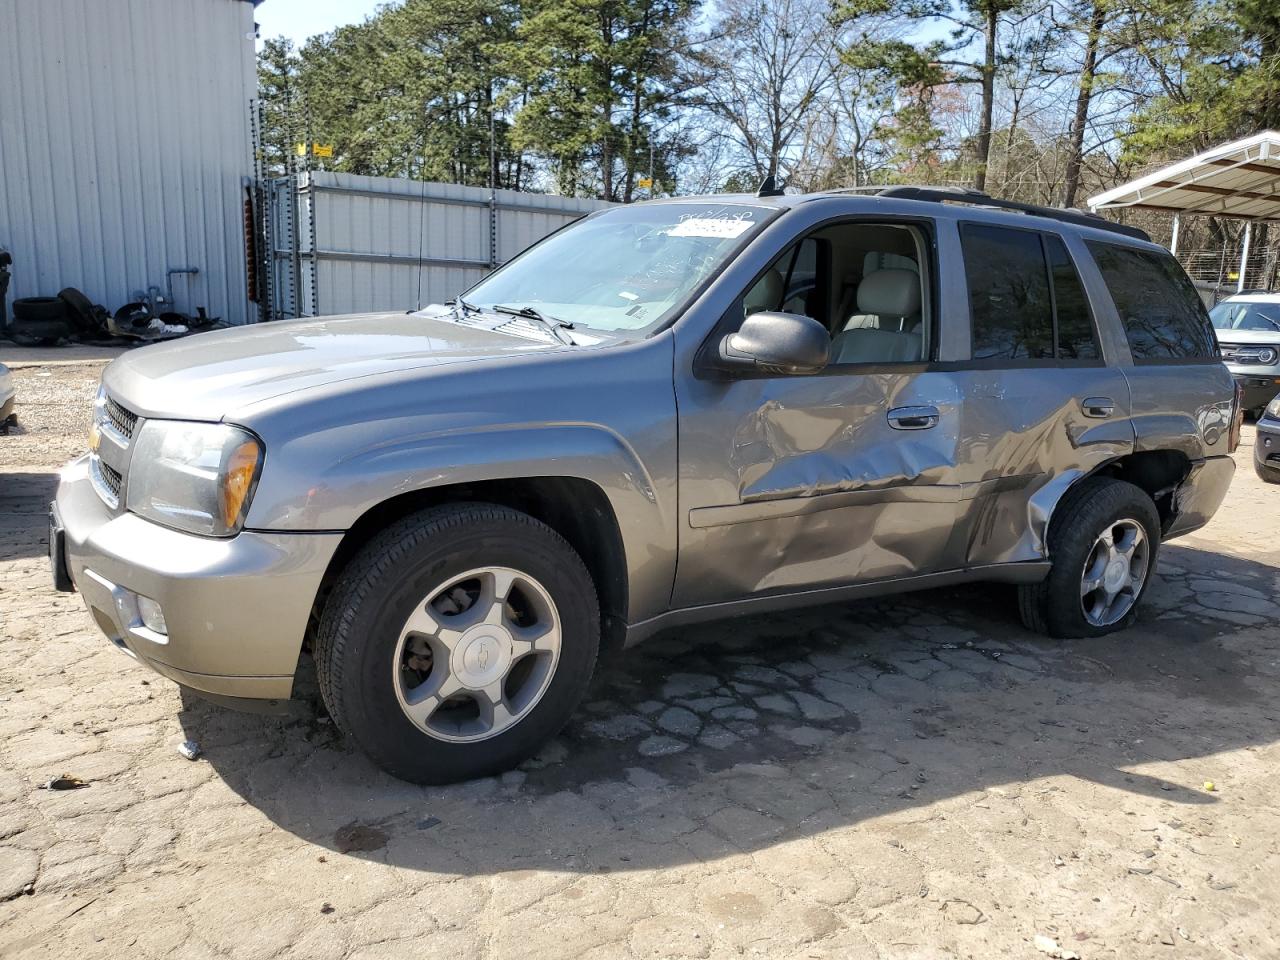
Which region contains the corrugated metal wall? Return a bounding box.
[0,0,256,325]
[268,172,611,318]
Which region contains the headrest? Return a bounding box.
[744,269,783,316]
[857,269,921,317]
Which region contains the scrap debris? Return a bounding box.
[177,740,203,761]
[39,774,88,790]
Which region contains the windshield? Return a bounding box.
[460,203,775,334]
[1209,299,1280,333]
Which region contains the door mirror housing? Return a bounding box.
[717,311,830,376]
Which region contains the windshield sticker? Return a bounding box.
[618,290,639,301]
[668,217,755,239]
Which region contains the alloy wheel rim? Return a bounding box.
[1079,519,1150,627]
[393,566,561,742]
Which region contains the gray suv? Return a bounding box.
[50,186,1239,783]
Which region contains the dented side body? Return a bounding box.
[665,198,1232,618]
[55,191,1236,699]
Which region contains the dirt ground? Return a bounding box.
[2,352,1279,960]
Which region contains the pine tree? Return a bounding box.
[257,37,304,178]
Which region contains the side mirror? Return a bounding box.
[718,311,830,376]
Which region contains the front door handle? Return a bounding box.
[887,405,940,430]
[1082,397,1115,419]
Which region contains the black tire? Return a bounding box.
[8,316,72,344]
[57,287,99,332]
[1018,477,1161,639]
[11,297,70,324]
[314,502,600,784]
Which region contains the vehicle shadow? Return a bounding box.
[181,541,1280,876]
[0,471,57,561]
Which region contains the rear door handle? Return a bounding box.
[1082,397,1115,419]
[887,405,940,430]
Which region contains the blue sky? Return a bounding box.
[255,0,383,46]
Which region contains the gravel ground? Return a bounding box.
[2,354,1279,960]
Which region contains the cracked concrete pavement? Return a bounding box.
[2,356,1279,959]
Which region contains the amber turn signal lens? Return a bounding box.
[221,439,262,529]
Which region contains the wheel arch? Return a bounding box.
[1081,449,1193,534]
[1043,449,1194,551]
[307,476,631,657]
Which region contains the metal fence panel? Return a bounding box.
[266,173,610,319]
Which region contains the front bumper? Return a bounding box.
[53,455,343,701]
[1227,368,1280,413]
[1256,416,1280,477]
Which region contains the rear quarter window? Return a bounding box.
[1086,242,1218,361]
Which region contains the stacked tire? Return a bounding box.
[8,288,102,343]
[9,297,72,343]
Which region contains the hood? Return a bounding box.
[101,311,563,420]
[1214,327,1280,344]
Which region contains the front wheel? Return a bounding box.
[1018,478,1161,639]
[314,503,600,784]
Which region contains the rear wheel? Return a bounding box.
[314,503,600,784]
[1018,478,1160,638]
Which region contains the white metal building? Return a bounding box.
[0,0,259,325]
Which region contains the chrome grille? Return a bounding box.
[89,454,123,508]
[90,391,138,509]
[104,396,138,440]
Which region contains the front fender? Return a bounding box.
[248,420,659,531]
[238,338,679,623]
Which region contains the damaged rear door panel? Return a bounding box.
[949,367,1133,567]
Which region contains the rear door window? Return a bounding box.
[960,225,1101,362]
[1086,242,1218,361]
[962,224,1054,360]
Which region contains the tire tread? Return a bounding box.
[1017,476,1160,639]
[313,502,599,779]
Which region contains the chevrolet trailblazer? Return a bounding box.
[51,186,1239,783]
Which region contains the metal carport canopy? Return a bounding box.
[1088,131,1280,291]
[1088,130,1280,221]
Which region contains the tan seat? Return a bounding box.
[831,269,923,363]
[841,268,921,331]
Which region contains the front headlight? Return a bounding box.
[126,421,263,536]
[1266,394,1280,421]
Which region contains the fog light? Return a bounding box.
[136,595,168,635]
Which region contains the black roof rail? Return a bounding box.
[831,185,1151,243]
[882,186,1152,241]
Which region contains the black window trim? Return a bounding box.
[1042,232,1104,363]
[956,220,1106,369]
